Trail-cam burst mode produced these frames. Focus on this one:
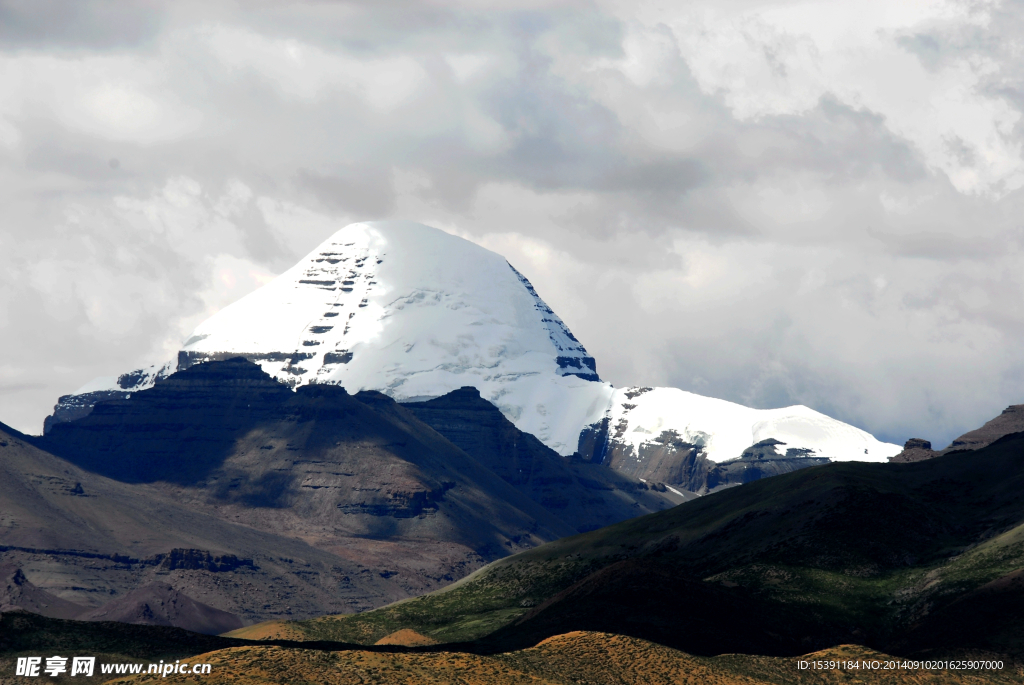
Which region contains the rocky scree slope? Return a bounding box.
[0,419,411,632]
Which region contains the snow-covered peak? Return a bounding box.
[171,221,604,452]
[597,386,900,463]
[56,220,900,465]
[181,221,597,385]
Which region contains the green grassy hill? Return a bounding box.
[287,432,1024,659]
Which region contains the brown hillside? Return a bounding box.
[105,632,1020,685]
[373,629,438,646]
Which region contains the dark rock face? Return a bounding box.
[576,426,830,495]
[402,388,683,533]
[554,356,600,382]
[43,390,130,434]
[153,549,255,573]
[336,481,455,518]
[42,358,294,484]
[506,262,601,383]
[575,417,611,466]
[704,440,830,492]
[38,359,572,553]
[888,405,1024,463]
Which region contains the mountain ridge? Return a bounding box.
[4,358,676,631]
[45,221,900,498]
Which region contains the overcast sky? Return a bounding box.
[2,0,1023,448]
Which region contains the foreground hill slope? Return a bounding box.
[4,614,1017,685]
[290,427,1024,660]
[106,633,1022,685]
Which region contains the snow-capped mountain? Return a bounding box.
[590,386,896,464]
[47,221,900,468]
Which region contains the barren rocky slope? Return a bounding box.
[0,419,405,630]
[890,405,1024,463]
[3,358,674,631]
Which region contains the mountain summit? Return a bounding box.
[49,221,899,474]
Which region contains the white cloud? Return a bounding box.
[599,0,1022,195]
[2,0,1024,450]
[196,24,429,110]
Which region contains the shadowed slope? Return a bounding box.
[292,430,1024,660]
[37,358,575,563]
[2,359,589,629]
[402,386,685,533]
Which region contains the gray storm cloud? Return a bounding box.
[1,0,1023,450]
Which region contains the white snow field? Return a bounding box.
[599,386,898,463]
[66,221,900,462]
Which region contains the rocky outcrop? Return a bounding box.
[576,426,830,494]
[151,549,256,573]
[888,439,938,463]
[703,440,830,493]
[888,405,1024,463]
